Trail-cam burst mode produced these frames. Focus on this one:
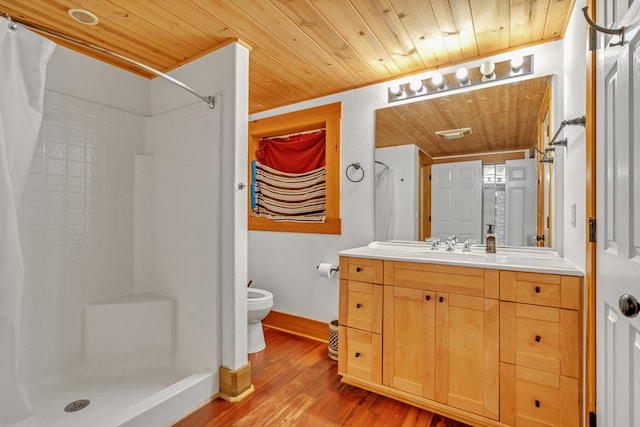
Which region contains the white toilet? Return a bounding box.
[247,288,273,353]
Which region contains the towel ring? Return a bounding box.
[346,162,364,183]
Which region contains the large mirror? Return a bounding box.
[374,75,554,248]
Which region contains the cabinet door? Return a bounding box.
[383,286,435,399]
[436,293,500,421]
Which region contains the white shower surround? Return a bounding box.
[14,40,248,426]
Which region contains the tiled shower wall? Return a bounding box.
[18,90,143,386]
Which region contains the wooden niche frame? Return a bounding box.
[248,102,342,234]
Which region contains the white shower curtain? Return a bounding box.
[0,17,55,426]
[374,166,395,241]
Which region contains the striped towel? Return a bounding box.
[253,161,326,222]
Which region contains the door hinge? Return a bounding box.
[588,218,597,243]
[429,174,432,180]
[428,215,431,222]
[589,411,597,427]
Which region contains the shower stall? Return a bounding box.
[1,17,248,427]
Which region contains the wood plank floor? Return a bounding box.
[173,328,470,427]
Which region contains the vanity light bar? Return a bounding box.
[387,54,534,103]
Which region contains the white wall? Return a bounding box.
[248,41,567,323]
[148,43,250,371]
[375,145,419,241]
[46,46,150,116]
[561,0,588,271]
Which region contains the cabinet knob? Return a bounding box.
[439,296,444,303]
[356,267,362,272]
[535,400,541,408]
[355,352,361,358]
[535,286,541,293]
[356,303,362,309]
[425,295,431,301]
[535,335,541,342]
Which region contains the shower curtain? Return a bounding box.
[374,166,395,241]
[0,17,55,425]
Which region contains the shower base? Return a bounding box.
[13,369,216,427]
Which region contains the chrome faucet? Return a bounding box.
[462,239,477,252]
[429,237,440,250]
[445,235,457,251]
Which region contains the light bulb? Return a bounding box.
[480,61,495,81]
[456,67,469,85]
[432,73,445,90]
[389,84,402,96]
[511,56,524,71]
[409,79,423,92]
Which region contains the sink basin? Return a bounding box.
[405,249,487,260]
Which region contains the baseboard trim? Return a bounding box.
[218,362,252,401]
[263,310,329,343]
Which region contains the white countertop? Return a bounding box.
[339,241,584,276]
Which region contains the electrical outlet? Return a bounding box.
[571,204,576,227]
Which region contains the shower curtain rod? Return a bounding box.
[3,13,215,109]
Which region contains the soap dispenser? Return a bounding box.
[485,224,496,253]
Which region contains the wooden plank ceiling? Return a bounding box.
[375,75,552,158]
[1,0,574,115]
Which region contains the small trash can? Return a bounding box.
[328,320,339,361]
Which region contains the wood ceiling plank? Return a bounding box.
[2,0,570,113]
[189,0,341,96]
[510,0,549,46]
[71,0,200,65]
[232,0,368,87]
[350,0,427,72]
[71,0,199,63]
[148,0,229,45]
[105,0,217,49]
[2,0,175,73]
[248,53,317,112]
[428,0,472,64]
[543,0,573,40]
[448,0,480,60]
[309,0,401,78]
[469,0,510,55]
[389,0,451,67]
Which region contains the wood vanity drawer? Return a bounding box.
[338,326,382,384]
[339,257,383,284]
[382,260,499,298]
[500,364,580,426]
[500,271,582,309]
[339,279,382,333]
[500,302,580,378]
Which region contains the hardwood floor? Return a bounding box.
[173,328,469,427]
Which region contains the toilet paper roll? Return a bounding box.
[317,263,335,279]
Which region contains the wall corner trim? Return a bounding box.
[218,362,253,401]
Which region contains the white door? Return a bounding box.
[431,160,482,243]
[505,158,537,246]
[596,2,640,426]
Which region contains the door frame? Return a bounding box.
[585,0,597,422]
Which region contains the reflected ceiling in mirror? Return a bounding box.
[375,76,553,159]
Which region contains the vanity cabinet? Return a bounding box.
[337,256,583,427]
[499,271,582,426]
[337,257,383,384]
[383,261,500,420]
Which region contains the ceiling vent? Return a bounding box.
[434,127,473,140]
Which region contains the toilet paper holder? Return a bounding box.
[316,264,339,273]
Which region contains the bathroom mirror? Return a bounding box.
[374,75,555,248]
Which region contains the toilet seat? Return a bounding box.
[248,288,273,303]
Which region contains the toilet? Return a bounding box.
[247,288,273,353]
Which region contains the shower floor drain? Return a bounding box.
[64,399,90,413]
